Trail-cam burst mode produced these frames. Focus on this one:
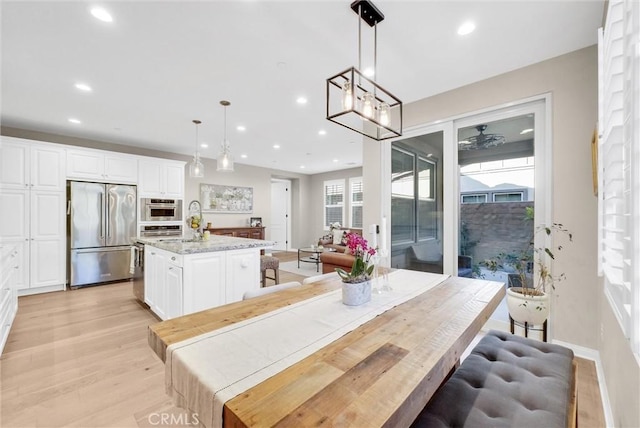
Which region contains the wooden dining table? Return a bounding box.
[148,270,505,428]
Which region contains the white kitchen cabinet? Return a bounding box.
[0,244,19,354]
[182,252,226,315]
[67,148,138,183]
[138,159,185,198]
[143,244,261,319]
[0,188,65,294]
[225,249,260,304]
[145,247,166,320]
[1,137,65,191]
[145,247,183,321]
[165,263,183,320]
[1,137,66,294]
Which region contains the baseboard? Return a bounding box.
[18,283,65,296]
[552,339,614,427]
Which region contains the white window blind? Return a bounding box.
[598,0,640,353]
[350,177,363,228]
[323,179,345,229]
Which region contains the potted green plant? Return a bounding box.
[483,207,573,324]
[335,233,376,306]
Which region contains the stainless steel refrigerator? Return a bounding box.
[68,181,137,287]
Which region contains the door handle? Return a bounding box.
[99,192,105,239]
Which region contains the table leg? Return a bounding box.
[298,249,301,268]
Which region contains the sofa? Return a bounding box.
[317,228,363,253]
[319,251,355,274]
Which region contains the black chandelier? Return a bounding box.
[326,0,402,141]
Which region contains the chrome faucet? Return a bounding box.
[187,200,203,240]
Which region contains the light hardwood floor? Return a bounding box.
[1,254,605,427]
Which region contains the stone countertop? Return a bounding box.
[136,235,274,255]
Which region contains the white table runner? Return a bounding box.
[165,270,448,428]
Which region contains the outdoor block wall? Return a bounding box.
[460,201,534,265]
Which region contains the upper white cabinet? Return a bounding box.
[67,148,138,183]
[1,137,65,191]
[138,159,185,198]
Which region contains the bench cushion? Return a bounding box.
[412,330,574,428]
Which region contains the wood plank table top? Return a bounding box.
[148,273,505,428]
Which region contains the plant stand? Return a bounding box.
[509,316,548,342]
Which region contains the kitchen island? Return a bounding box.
[137,235,273,320]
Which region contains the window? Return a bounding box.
[598,0,640,354]
[349,177,363,228]
[323,179,345,229]
[461,194,488,204]
[493,192,524,202]
[391,147,416,244]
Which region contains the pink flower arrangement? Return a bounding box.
[336,233,377,283]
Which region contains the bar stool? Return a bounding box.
[260,255,279,287]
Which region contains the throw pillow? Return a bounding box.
[332,229,344,245]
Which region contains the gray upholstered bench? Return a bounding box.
[412,330,577,428]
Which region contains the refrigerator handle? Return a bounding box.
[67,200,71,215]
[99,191,105,239]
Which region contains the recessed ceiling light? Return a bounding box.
[457,21,476,36]
[273,144,281,149]
[296,97,308,105]
[300,165,305,169]
[74,82,92,92]
[318,130,327,136]
[236,125,246,132]
[520,128,534,134]
[68,118,81,124]
[363,67,375,78]
[200,143,208,148]
[333,159,339,163]
[90,7,113,23]
[241,154,248,159]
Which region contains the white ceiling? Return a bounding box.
[1,1,604,175]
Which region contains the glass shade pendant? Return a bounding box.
[378,102,390,126]
[217,100,234,172]
[189,119,204,178]
[342,81,354,110]
[361,92,374,118]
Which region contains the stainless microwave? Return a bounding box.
[140,198,182,222]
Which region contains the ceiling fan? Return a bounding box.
[458,124,506,150]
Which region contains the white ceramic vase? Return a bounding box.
[342,280,372,306]
[506,287,550,325]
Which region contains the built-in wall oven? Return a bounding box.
[140,198,183,222]
[139,224,183,238]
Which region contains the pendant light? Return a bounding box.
[217,100,234,172]
[188,119,204,178]
[326,0,402,141]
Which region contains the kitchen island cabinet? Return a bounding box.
[139,236,273,320]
